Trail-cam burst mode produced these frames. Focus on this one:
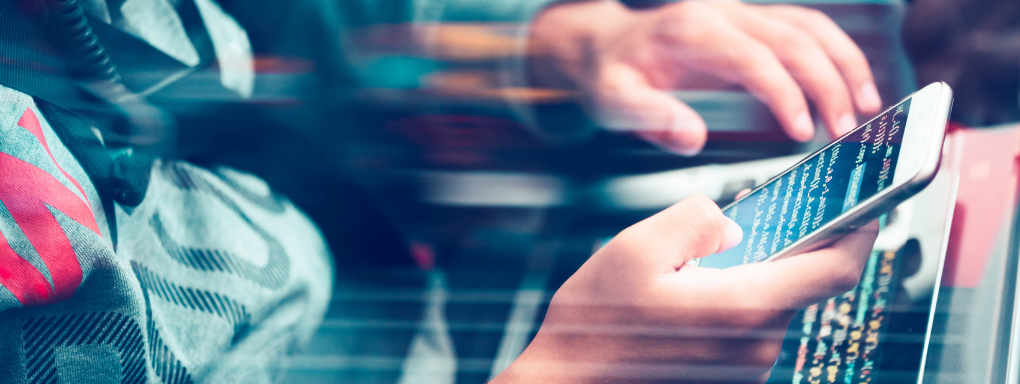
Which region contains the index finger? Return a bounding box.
[706,32,817,142]
[764,6,883,115]
[658,10,815,141]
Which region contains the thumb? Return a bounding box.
[714,220,880,311]
[606,195,743,275]
[591,64,708,156]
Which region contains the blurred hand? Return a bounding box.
[528,0,883,155]
[491,195,879,383]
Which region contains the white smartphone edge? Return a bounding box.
[721,82,954,263]
[917,141,958,384]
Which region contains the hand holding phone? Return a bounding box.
[697,82,953,268]
[494,83,952,383]
[493,194,881,383]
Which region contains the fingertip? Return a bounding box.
[637,101,707,156]
[717,218,743,253]
[636,129,704,156]
[856,82,882,113]
[673,144,703,157]
[790,112,814,142]
[671,102,708,153]
[836,113,857,137]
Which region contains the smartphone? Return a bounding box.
[695,82,953,268]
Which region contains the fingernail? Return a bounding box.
[718,218,743,253]
[671,104,700,133]
[673,116,693,133]
[838,113,857,136]
[671,118,700,156]
[674,146,702,157]
[858,82,881,111]
[794,112,814,141]
[671,107,703,156]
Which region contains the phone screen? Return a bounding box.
[697,98,912,268]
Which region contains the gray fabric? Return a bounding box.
[53,344,122,384]
[398,271,457,384]
[0,284,18,314]
[194,0,254,97]
[0,196,54,289]
[0,84,333,384]
[81,0,256,99]
[116,0,201,67]
[0,1,569,383]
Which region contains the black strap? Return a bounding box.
[0,0,239,217]
[0,2,183,248]
[36,97,156,249]
[0,1,105,114]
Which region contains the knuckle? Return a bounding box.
[739,44,781,76]
[684,224,713,251]
[667,196,725,251]
[683,194,723,222]
[742,41,773,60]
[766,4,800,14]
[608,227,643,255]
[672,1,709,16]
[770,6,834,29]
[686,193,716,208]
[765,26,819,59]
[805,9,836,26]
[785,7,830,25]
[784,32,819,53]
[658,6,722,42]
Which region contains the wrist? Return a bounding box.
[489,329,582,384]
[490,297,629,384]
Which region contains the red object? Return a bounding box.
[0,108,100,305]
[410,241,436,271]
[941,123,1020,287]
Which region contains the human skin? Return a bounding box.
[494,3,883,380]
[527,0,884,155]
[491,194,879,383]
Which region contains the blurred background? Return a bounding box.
[212,1,1019,383]
[21,0,1020,382]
